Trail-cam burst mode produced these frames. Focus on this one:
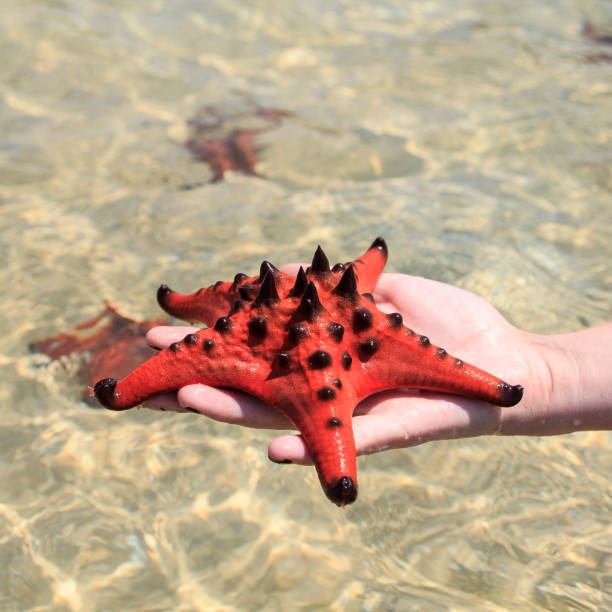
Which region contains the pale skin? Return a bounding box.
[144,266,612,465]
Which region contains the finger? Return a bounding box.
[353,388,422,415]
[176,384,294,429]
[142,392,188,412]
[354,396,502,454]
[146,326,201,349]
[268,434,311,465]
[375,274,503,336]
[267,396,502,465]
[279,262,306,276]
[267,411,408,466]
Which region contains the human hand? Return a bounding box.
[144,269,561,465]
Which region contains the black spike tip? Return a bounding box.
[497,383,524,407]
[258,260,278,282]
[231,272,248,288]
[290,266,308,297]
[332,264,358,299]
[297,281,323,320]
[238,283,256,301]
[310,245,330,275]
[253,271,280,306]
[369,236,388,258]
[325,476,358,506]
[156,284,174,308]
[93,378,121,410]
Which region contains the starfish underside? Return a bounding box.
[94,238,523,506]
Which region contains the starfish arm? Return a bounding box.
[352,327,523,407]
[350,237,388,294]
[94,328,267,410]
[265,375,359,507]
[156,278,255,325]
[156,263,296,326]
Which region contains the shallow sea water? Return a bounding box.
[1,1,612,610]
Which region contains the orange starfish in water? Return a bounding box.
[186,107,290,182]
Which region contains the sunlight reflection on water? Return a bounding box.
[1,0,611,610]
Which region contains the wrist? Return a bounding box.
[499,325,612,435]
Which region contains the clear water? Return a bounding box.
[1,1,611,610]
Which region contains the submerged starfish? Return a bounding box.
[32,303,167,402]
[94,239,523,506]
[186,107,290,182]
[581,22,612,63]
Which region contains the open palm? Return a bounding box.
[145,270,546,464]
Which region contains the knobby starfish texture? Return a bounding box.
[94,238,523,506]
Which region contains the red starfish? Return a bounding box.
[186,129,261,183]
[94,239,523,506]
[186,108,290,182]
[31,303,167,402]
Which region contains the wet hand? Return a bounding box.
[144,271,551,465]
